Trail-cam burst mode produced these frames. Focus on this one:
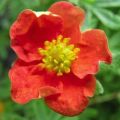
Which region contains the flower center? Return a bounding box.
[38,35,80,76]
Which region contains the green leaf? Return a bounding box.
[82,9,98,31]
[20,0,40,9]
[60,116,79,120]
[99,52,120,77]
[0,0,9,13]
[91,7,120,29]
[109,31,120,52]
[32,100,48,120]
[95,0,120,8]
[0,74,10,99]
[68,0,79,5]
[95,80,104,95]
[79,108,98,120]
[0,33,9,59]
[9,0,25,20]
[1,113,28,120]
[110,53,120,75]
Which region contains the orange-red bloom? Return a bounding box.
[9,1,112,116]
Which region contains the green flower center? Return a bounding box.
[38,35,80,76]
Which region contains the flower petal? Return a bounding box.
[83,75,96,97]
[9,59,62,104]
[10,9,36,39]
[49,1,85,28]
[48,1,85,44]
[72,29,112,79]
[10,9,63,62]
[45,73,93,116]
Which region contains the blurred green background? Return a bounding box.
[0,0,120,120]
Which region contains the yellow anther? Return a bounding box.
[54,66,59,70]
[60,63,64,68]
[38,35,80,76]
[38,48,47,55]
[48,56,52,61]
[65,68,70,73]
[53,59,58,64]
[38,48,42,54]
[52,40,56,44]
[57,35,63,41]
[42,59,46,62]
[64,60,70,65]
[74,48,80,54]
[63,38,70,44]
[57,71,63,76]
[44,41,50,46]
[68,45,74,50]
[47,64,53,69]
[39,63,45,69]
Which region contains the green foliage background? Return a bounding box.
[0,0,120,120]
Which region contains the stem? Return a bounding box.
[90,92,120,105]
[32,100,48,120]
[32,101,41,120]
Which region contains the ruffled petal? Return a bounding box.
[9,59,62,104]
[83,75,96,97]
[45,73,94,116]
[10,9,63,62]
[49,1,85,44]
[49,1,85,28]
[72,29,112,79]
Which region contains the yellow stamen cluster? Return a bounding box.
[38,35,80,76]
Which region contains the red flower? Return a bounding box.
[9,1,112,116]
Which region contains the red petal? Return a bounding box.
[48,1,85,44]
[10,9,63,62]
[9,59,62,104]
[72,29,112,79]
[49,1,85,28]
[45,73,93,116]
[10,9,36,39]
[83,75,96,97]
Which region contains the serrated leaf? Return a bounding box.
[95,80,104,95]
[91,7,120,29]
